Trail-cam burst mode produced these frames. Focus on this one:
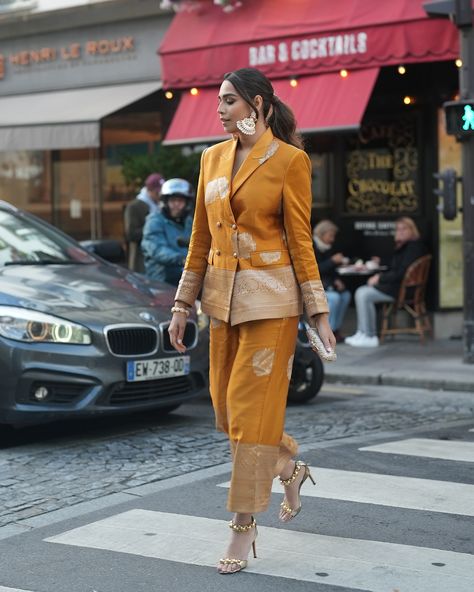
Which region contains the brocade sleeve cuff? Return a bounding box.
[300,279,329,317]
[174,270,203,307]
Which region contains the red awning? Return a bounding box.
[159,0,460,89]
[164,88,225,145]
[163,68,379,144]
[272,68,379,133]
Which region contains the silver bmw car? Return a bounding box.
[0,201,208,427]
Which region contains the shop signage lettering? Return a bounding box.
[2,36,135,74]
[249,32,367,66]
[354,220,396,237]
[345,118,420,215]
[348,178,416,198]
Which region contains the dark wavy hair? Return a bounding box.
[223,68,303,149]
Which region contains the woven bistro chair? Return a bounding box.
[380,254,432,344]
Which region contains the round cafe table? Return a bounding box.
[335,264,388,294]
[336,264,388,277]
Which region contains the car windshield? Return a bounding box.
[0,210,95,267]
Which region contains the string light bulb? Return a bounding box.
[455,59,463,68]
[398,65,406,75]
[290,78,298,88]
[165,91,174,100]
[339,69,349,78]
[190,87,199,96]
[403,95,415,105]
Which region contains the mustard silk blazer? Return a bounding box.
[175,127,329,325]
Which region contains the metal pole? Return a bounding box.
[459,8,474,363]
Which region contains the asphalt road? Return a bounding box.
[0,382,473,592]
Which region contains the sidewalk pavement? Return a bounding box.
[324,338,474,392]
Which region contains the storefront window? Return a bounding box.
[437,109,463,309]
[344,115,420,215]
[101,110,163,241]
[53,149,96,241]
[0,151,52,222]
[309,152,333,208]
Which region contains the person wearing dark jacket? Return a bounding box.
[313,220,351,342]
[124,173,164,273]
[345,217,428,347]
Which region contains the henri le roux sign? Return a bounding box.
[0,17,165,93]
[0,36,135,79]
[249,31,368,66]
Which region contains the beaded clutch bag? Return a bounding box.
[306,326,337,362]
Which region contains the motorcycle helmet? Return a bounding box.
[160,178,194,221]
[160,178,194,200]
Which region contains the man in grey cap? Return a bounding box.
[124,173,164,273]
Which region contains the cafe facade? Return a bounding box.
[0,0,173,241]
[158,0,465,336]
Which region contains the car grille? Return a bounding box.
[106,326,158,356]
[108,375,194,405]
[161,321,198,352]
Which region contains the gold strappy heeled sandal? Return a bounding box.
[279,460,316,522]
[217,516,258,575]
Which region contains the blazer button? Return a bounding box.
[231,223,237,230]
[233,252,238,258]
[217,221,222,228]
[216,250,221,256]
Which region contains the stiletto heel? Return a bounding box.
[279,461,316,522]
[218,516,258,574]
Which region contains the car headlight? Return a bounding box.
[0,306,91,344]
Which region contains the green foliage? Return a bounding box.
[120,146,202,192]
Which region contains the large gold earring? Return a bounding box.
[236,110,257,135]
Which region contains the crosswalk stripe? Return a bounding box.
[0,587,35,592]
[359,438,474,462]
[217,468,474,516]
[45,509,474,592]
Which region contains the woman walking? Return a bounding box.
[168,67,335,574]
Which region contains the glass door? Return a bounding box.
[53,148,100,241]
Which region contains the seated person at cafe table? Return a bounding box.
[313,220,351,343]
[345,217,428,348]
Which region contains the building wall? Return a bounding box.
[0,1,173,241]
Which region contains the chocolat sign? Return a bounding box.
[344,117,421,215]
[249,32,368,67]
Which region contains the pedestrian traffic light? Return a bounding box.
[433,169,458,220]
[423,0,473,27]
[444,100,474,136]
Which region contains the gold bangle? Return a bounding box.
[171,306,190,317]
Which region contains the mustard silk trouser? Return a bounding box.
[209,316,300,514]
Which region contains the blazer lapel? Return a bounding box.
[231,128,279,198]
[217,137,237,193]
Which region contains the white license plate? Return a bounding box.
[126,355,190,382]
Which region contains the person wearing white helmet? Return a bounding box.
[141,178,194,285]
